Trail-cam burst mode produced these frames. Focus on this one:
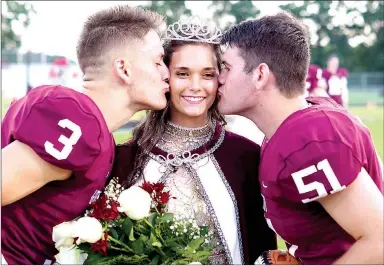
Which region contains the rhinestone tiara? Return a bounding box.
[162,16,222,44]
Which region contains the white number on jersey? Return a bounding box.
[44,119,82,160]
[291,159,346,203]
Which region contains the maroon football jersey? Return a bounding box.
[259,97,383,265]
[305,64,322,96]
[1,85,115,264]
[322,68,348,106]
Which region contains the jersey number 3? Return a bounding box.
[44,119,82,160]
[291,159,346,203]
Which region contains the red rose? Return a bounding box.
[140,180,154,194]
[90,194,119,221]
[140,181,173,212]
[152,182,165,194]
[91,232,109,256]
[157,191,170,206]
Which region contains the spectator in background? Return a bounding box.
[322,54,349,108]
[305,64,328,98]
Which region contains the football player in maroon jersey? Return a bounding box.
[1,6,169,265]
[322,54,349,108]
[305,64,328,98]
[218,12,383,265]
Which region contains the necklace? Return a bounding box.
[156,120,215,154]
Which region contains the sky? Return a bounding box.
[6,1,293,62]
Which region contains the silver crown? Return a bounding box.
[163,16,222,44]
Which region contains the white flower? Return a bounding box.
[73,217,103,244]
[52,221,77,249]
[189,262,201,264]
[117,186,151,220]
[55,245,88,264]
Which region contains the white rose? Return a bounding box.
[52,221,77,249]
[73,217,103,244]
[55,245,88,264]
[117,186,152,220]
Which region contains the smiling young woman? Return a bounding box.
[109,17,278,265]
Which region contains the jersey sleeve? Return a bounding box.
[279,140,362,204]
[12,93,102,174]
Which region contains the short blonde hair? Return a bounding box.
[76,5,164,72]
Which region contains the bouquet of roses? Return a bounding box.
[52,178,214,265]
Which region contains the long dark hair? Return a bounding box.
[123,35,226,187]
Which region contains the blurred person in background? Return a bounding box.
[322,54,349,108]
[305,64,328,98]
[1,5,170,265]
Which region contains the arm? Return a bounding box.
[2,140,71,206]
[319,167,383,264]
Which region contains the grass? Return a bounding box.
[114,130,133,145]
[1,96,11,119]
[348,89,383,106]
[349,106,383,160]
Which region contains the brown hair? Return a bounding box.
[76,5,164,73]
[123,29,226,187]
[221,12,310,97]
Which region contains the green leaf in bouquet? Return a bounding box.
[152,241,162,248]
[170,258,192,265]
[164,237,184,252]
[77,243,92,253]
[139,234,148,242]
[148,213,158,227]
[109,227,119,240]
[83,252,105,265]
[86,254,150,265]
[181,237,205,255]
[119,233,126,243]
[122,218,134,239]
[183,250,212,262]
[160,213,174,222]
[129,226,136,241]
[149,232,158,244]
[199,225,209,236]
[150,255,160,265]
[132,239,144,254]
